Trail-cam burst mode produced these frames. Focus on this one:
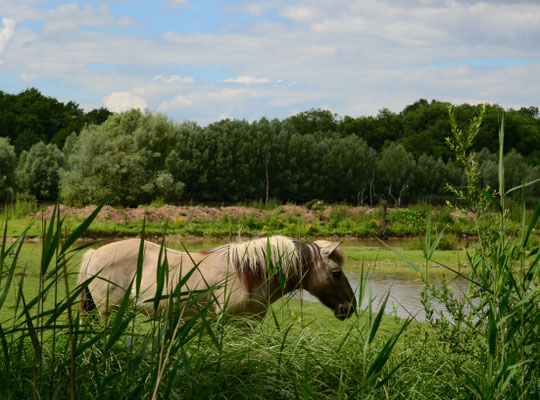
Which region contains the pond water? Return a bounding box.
[295,271,469,322]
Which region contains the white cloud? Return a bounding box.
[163,0,191,8]
[152,74,194,84]
[103,92,147,112]
[224,76,271,84]
[0,18,15,63]
[159,94,193,108]
[280,6,319,22]
[42,3,133,37]
[246,4,268,17]
[0,0,539,123]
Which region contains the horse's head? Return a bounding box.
[304,240,356,320]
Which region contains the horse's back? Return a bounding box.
[79,239,153,309]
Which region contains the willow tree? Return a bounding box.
[61,109,184,207]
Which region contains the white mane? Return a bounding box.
[209,235,320,291]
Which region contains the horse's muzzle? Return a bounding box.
[334,301,356,320]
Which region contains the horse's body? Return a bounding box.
[78,236,356,319]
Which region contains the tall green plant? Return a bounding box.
[0,202,221,399]
[421,109,540,399]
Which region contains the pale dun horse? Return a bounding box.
[77,235,357,320]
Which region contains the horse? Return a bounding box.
[77,235,357,320]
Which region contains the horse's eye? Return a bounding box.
[331,270,342,278]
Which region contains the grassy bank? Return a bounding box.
[1,200,538,398]
[5,202,538,242]
[3,107,538,399]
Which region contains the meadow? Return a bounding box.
[1,116,539,399]
[0,193,537,399]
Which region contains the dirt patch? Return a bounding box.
[31,204,376,224]
[450,210,477,220]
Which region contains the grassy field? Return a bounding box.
[3,111,537,399]
[1,205,538,399]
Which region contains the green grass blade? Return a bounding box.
[375,237,420,274]
[0,230,27,309]
[523,201,540,248]
[506,178,540,196]
[105,290,136,352]
[498,114,505,196]
[136,217,146,297]
[427,225,447,260]
[0,323,9,362]
[477,188,502,212]
[488,306,496,357]
[61,199,110,253]
[41,202,62,275]
[368,291,390,344]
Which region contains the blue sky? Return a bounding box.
[1,0,539,124]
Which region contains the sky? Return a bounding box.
[0,0,539,125]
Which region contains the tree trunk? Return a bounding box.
[369,174,374,207]
[378,199,389,239]
[265,155,270,204]
[388,184,398,207]
[357,188,366,206]
[397,184,408,207]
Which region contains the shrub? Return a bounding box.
[61,109,185,207]
[16,141,64,200]
[0,137,16,202]
[419,108,540,399]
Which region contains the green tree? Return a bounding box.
[400,100,451,160]
[477,148,498,189]
[0,88,111,153]
[16,142,64,200]
[504,149,530,190]
[284,109,340,135]
[414,154,447,198]
[377,143,416,206]
[61,109,184,206]
[0,137,16,201]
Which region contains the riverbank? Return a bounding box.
[5,202,485,239]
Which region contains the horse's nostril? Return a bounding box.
[336,302,351,316]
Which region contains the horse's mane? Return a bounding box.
[206,236,321,292]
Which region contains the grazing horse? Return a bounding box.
[77,235,357,320]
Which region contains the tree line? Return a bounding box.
[0,89,539,206]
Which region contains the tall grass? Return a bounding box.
[0,204,412,399]
[417,110,540,399]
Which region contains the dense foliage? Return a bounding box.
[16,142,64,201]
[61,110,185,207]
[0,137,16,201]
[1,88,539,206]
[0,88,111,154]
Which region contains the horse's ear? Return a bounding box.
[322,240,342,256]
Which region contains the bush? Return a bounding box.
[0,137,16,202]
[16,141,64,200]
[61,109,185,207]
[389,208,425,233]
[419,108,540,399]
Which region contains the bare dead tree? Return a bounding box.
[388,184,398,207]
[398,184,408,207]
[357,188,366,206]
[265,154,270,204]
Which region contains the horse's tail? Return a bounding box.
[78,249,96,314]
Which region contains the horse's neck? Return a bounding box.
[262,267,306,304]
